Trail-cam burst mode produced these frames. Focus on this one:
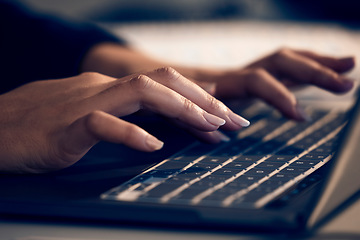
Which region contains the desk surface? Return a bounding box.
[2,20,360,239]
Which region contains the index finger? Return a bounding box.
[146,67,250,130]
[89,73,228,132]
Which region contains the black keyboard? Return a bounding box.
[101,107,348,209]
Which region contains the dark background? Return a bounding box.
[22,0,360,27]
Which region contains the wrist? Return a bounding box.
[80,43,166,77]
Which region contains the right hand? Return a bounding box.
[0,67,249,173]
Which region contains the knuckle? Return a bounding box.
[130,74,155,92]
[79,71,105,79]
[247,68,268,81]
[206,94,222,111]
[271,47,293,62]
[155,66,178,77]
[85,110,104,131]
[275,47,292,57]
[182,98,196,113]
[155,67,181,83]
[79,72,114,84]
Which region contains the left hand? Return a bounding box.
[184,48,355,120]
[82,45,355,121]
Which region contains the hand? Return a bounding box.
[82,45,355,121]
[0,68,249,173]
[188,48,355,120]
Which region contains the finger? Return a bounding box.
[146,67,250,130]
[293,50,355,73]
[244,69,309,121]
[63,111,164,154]
[265,49,354,93]
[92,74,227,132]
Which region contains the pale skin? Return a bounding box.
[0,43,355,173]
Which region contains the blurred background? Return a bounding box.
[21,0,360,26]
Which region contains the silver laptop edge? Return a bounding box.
[308,90,360,228]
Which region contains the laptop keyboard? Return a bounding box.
[101,106,348,209]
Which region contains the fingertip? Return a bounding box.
[340,56,355,65]
[203,112,226,127]
[145,134,164,151]
[337,77,354,92]
[337,56,356,73]
[295,104,312,122]
[229,112,250,127]
[277,96,309,122]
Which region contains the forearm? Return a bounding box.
[80,43,163,77]
[80,42,223,95]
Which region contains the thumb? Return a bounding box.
[61,111,164,160]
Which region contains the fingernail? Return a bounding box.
[146,135,164,151]
[213,131,231,142]
[296,105,312,122]
[229,113,250,127]
[203,112,226,127]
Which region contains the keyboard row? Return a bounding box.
[101,110,347,208]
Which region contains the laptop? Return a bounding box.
[0,89,358,232]
[1,21,360,233]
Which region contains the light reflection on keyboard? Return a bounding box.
[101,107,348,209]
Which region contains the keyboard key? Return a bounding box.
[281,166,308,175]
[200,156,230,165]
[190,180,220,189]
[225,161,254,169]
[234,174,262,184]
[256,161,284,169]
[276,146,304,155]
[224,181,251,190]
[181,143,218,156]
[300,153,329,161]
[145,169,178,178]
[245,168,273,176]
[156,161,190,170]
[212,138,257,156]
[290,160,319,168]
[212,168,240,176]
[146,183,183,198]
[189,163,218,172]
[272,171,298,181]
[200,175,229,184]
[246,140,285,155]
[177,170,206,178]
[266,155,293,163]
[166,175,194,182]
[236,155,264,162]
